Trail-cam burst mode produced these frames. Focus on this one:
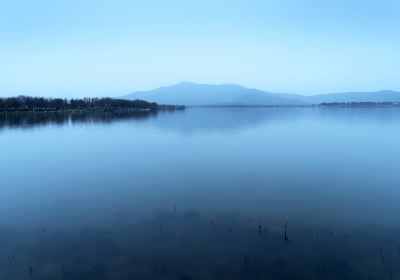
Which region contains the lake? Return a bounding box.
[1,107,400,279]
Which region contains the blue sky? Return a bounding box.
[1,0,399,97]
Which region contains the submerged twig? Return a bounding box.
[379,241,387,266]
[29,263,33,280]
[284,216,290,245]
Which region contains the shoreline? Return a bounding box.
[188,104,400,108]
[0,104,398,114]
[0,106,185,114]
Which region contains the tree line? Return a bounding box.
[0,96,159,111]
[319,102,400,107]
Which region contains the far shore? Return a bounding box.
[189,102,400,108]
[1,101,399,114]
[0,96,185,114]
[0,106,185,114]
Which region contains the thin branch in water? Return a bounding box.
[284,216,290,246]
[29,263,33,280]
[379,241,387,266]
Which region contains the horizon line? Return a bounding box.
[2,81,399,99]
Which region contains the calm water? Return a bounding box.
[1,108,400,279]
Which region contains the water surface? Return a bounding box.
[1,108,400,279]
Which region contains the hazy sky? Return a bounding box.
[1,0,399,98]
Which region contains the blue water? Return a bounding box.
[1,108,400,279]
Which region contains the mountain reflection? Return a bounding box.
[2,107,400,133]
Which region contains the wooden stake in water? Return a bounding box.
[284,216,290,246]
[29,263,33,280]
[379,241,387,266]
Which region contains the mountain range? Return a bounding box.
[123,82,400,106]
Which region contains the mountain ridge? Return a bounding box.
[123,82,400,106]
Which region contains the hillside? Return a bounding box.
[123,82,400,106]
[123,82,307,106]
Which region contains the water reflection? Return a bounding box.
[0,110,158,131]
[2,107,400,133]
[150,107,400,134]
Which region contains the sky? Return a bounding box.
[0,0,399,98]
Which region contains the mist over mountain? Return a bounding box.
[123,82,400,106]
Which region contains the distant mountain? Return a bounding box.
[123,82,400,106]
[123,82,307,106]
